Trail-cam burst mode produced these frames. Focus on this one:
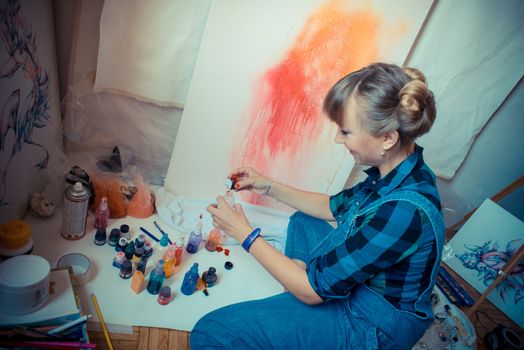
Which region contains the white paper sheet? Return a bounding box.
[410,0,524,178]
[94,0,211,107]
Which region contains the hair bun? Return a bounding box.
[403,67,427,84]
[396,68,436,138]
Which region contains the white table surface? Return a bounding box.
[24,209,283,332]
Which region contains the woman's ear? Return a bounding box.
[382,130,399,151]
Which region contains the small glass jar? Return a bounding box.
[157,286,172,305]
[119,260,133,279]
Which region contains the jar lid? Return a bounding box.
[0,255,50,292]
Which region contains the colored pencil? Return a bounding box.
[91,293,113,350]
[0,341,96,349]
[48,314,91,334]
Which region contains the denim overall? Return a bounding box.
[190,190,444,350]
[306,189,445,348]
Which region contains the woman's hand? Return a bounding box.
[206,196,253,243]
[229,167,272,195]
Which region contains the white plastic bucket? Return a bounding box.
[0,255,50,315]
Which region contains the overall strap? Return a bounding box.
[358,190,445,316]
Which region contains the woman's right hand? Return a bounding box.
[229,167,272,195]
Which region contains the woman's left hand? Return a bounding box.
[206,196,253,243]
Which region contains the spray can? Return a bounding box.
[61,182,90,240]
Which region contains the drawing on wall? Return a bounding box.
[0,0,50,205]
[446,199,524,328]
[165,0,433,207]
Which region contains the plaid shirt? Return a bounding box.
[307,145,441,312]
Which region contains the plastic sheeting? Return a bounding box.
[62,78,183,186]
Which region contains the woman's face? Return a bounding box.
[334,94,384,167]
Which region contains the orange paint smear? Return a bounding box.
[236,1,382,205]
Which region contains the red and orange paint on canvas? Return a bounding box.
[232,0,410,205]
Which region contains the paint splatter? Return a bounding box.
[234,1,383,205]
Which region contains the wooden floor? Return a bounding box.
[89,327,190,350]
[88,266,524,350]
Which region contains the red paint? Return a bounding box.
[224,249,230,256]
[216,246,224,252]
[233,2,382,206]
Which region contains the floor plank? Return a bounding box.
[137,326,150,350]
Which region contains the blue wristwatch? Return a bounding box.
[242,228,262,252]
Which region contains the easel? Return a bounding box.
[444,174,524,340]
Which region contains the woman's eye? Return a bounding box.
[340,130,350,136]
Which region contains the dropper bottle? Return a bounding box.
[94,197,110,229]
[180,263,199,295]
[186,214,203,254]
[156,233,170,260]
[147,260,166,295]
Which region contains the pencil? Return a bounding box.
[48,314,91,334]
[91,293,114,350]
[0,341,97,349]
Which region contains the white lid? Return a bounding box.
[0,255,50,292]
[74,182,83,192]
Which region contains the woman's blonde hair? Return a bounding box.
[323,63,436,147]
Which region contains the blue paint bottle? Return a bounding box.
[147,260,165,295]
[202,267,217,287]
[181,263,199,295]
[186,215,203,254]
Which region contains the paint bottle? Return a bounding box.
[202,267,218,287]
[156,233,170,259]
[108,228,120,246]
[157,286,172,305]
[131,270,144,294]
[61,182,90,240]
[136,257,148,274]
[180,263,199,296]
[132,245,144,265]
[205,228,222,252]
[143,241,153,258]
[186,215,203,254]
[94,228,107,246]
[120,224,131,240]
[147,260,165,295]
[135,233,147,249]
[113,252,126,269]
[94,197,110,229]
[116,237,128,252]
[124,240,135,260]
[163,247,177,278]
[174,236,185,266]
[119,260,133,279]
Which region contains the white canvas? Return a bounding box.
[446,199,524,328]
[165,0,433,207]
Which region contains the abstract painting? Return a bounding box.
[165,0,433,207]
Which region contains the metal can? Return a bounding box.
[61,182,90,240]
